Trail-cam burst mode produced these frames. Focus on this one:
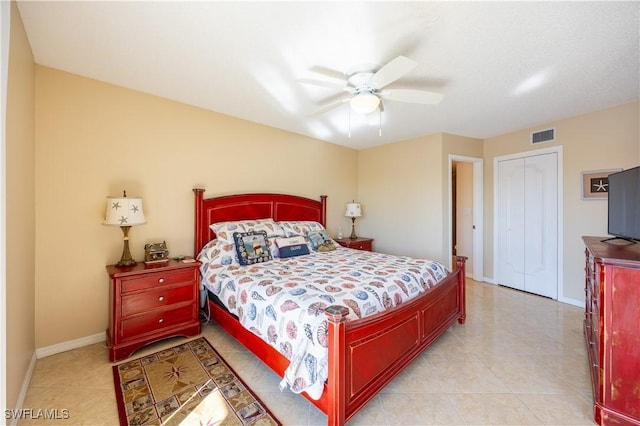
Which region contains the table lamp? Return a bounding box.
[104,190,146,266]
[345,202,362,239]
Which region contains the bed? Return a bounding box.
[193,189,466,426]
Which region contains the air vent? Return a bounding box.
[531,128,555,144]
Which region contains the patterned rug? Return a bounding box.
[112,337,281,426]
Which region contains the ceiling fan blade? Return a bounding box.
[379,89,443,105]
[308,97,351,116]
[369,56,417,90]
[309,65,347,82]
[298,78,349,91]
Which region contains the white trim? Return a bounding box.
[6,352,36,426]
[559,296,585,309]
[35,332,106,359]
[493,145,564,300]
[1,0,11,417]
[448,155,484,281]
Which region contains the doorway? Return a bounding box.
[449,155,483,281]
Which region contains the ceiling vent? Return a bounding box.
[531,128,555,144]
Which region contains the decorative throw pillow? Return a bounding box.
[275,236,310,258]
[210,219,285,244]
[197,238,239,267]
[233,231,272,265]
[307,230,337,252]
[278,221,326,238]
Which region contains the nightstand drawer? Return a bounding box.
[121,305,195,339]
[121,284,195,317]
[349,241,372,251]
[335,237,373,252]
[121,270,195,293]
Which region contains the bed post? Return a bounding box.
[320,195,327,227]
[325,305,349,426]
[193,188,205,256]
[455,256,467,324]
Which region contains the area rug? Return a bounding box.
[112,337,281,426]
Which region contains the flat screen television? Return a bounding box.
[607,166,640,242]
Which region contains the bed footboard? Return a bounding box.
[324,256,466,425]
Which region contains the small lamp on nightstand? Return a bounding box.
[345,201,362,239]
[103,190,146,267]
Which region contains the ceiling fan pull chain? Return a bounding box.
[379,109,382,136]
[348,108,352,138]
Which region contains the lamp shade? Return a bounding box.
[104,195,146,226]
[350,93,380,114]
[345,202,362,218]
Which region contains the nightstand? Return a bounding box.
[335,237,373,252]
[106,259,201,362]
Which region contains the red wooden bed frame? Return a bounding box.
[193,189,466,425]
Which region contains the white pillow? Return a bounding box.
[210,219,285,244]
[278,220,326,238]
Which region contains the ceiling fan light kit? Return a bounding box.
[350,92,380,114]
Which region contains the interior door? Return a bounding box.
[497,152,558,299]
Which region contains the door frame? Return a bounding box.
[493,145,564,299]
[448,155,483,281]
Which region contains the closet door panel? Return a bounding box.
[524,153,558,299]
[497,158,525,291]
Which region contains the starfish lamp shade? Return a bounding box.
[104,191,146,266]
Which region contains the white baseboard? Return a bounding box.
[35,332,106,359]
[558,296,585,309]
[8,334,105,425]
[8,351,37,426]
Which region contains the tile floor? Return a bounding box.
[19,279,596,425]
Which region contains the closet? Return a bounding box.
[496,150,558,298]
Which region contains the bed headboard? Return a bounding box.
[193,188,327,255]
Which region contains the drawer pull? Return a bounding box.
[158,296,164,302]
[158,278,165,283]
[158,318,164,324]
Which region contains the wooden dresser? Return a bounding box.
[583,236,640,426]
[106,259,201,362]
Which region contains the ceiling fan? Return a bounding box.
[301,56,443,116]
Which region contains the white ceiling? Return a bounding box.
[16,1,640,150]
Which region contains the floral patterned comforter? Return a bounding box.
[199,245,449,400]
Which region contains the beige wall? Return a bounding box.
[483,102,639,302]
[34,67,358,349]
[358,134,444,260]
[6,1,36,410]
[357,133,483,263]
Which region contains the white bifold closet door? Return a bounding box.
[497,152,558,299]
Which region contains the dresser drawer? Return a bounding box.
[121,305,195,339]
[121,270,195,293]
[121,284,195,317]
